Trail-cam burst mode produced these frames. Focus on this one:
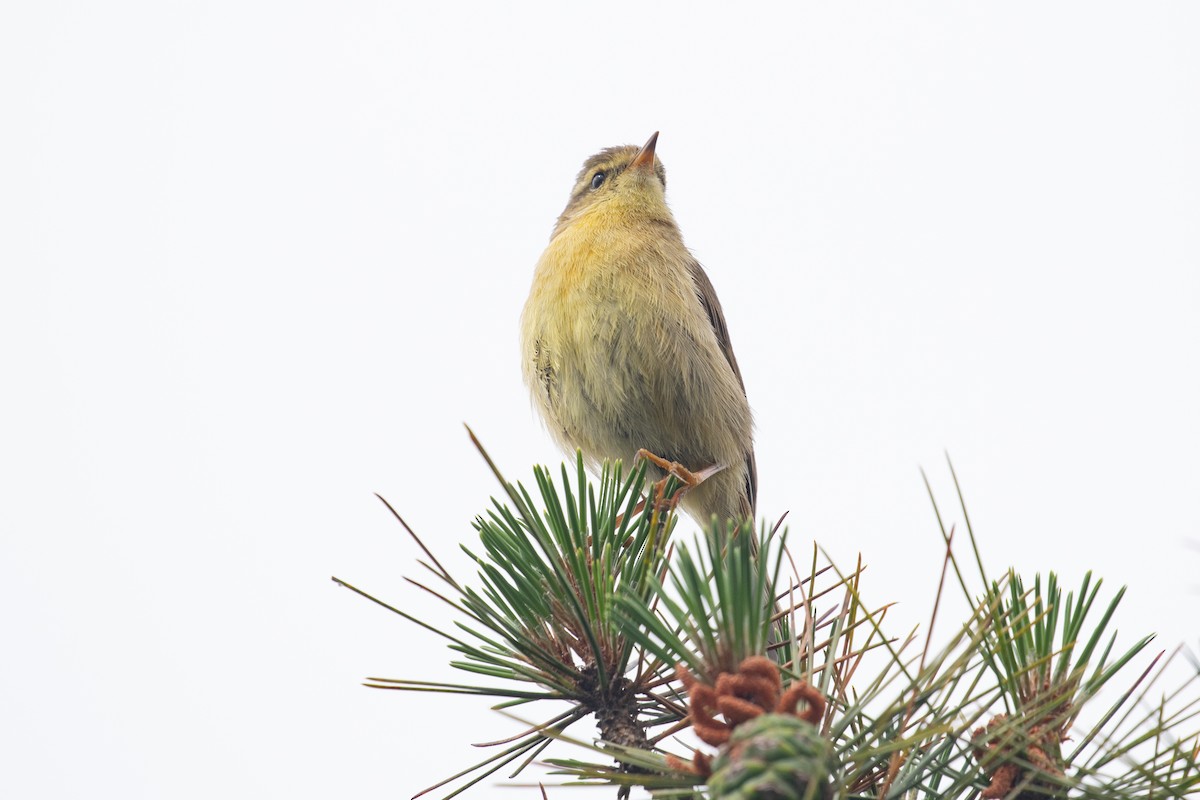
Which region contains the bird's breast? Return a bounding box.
[521,214,737,464]
[524,217,695,366]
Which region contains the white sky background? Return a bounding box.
[1,2,1198,798]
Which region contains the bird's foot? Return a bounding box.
[635,449,726,513]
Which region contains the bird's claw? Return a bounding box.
[634,449,727,513]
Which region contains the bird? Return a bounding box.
[520,132,756,532]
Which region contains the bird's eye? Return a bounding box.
[590,172,606,190]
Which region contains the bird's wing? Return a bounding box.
[687,260,757,515]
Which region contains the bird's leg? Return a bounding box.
[635,449,726,512]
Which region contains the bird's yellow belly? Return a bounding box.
[523,232,737,473]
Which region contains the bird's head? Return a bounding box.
[551,132,669,239]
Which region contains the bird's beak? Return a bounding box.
[630,131,659,171]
